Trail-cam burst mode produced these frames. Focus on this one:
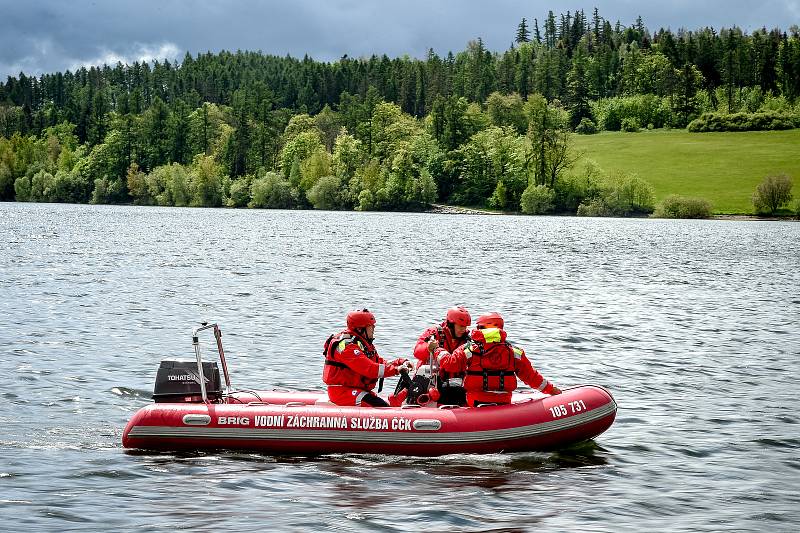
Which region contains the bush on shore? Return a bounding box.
[577,173,654,217]
[250,171,294,209]
[520,184,556,214]
[307,175,344,210]
[752,174,794,215]
[227,175,253,208]
[652,195,713,218]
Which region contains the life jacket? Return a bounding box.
[431,323,468,385]
[462,328,521,394]
[322,330,381,390]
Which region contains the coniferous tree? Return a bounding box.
[673,63,703,126]
[87,87,109,147]
[169,99,191,165]
[567,46,592,127]
[516,44,533,98]
[414,62,427,117]
[545,11,557,48]
[516,18,531,43]
[559,12,571,49]
[496,49,517,94]
[592,8,602,40]
[722,27,742,112]
[140,96,171,171]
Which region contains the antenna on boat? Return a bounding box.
[192,322,232,403]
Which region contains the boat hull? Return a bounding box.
[122,385,616,455]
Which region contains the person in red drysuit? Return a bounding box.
[412,306,472,405]
[323,309,410,407]
[438,312,562,407]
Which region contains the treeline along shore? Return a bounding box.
[1,9,799,217]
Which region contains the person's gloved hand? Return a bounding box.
[385,358,411,377]
[427,338,439,353]
[395,358,414,373]
[549,386,562,395]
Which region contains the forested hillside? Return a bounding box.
[1,9,799,215]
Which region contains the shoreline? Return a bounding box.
[426,204,504,215]
[709,214,798,221]
[3,200,797,220]
[426,204,798,221]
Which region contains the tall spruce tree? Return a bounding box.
[516,18,531,43]
[545,11,557,48]
[533,18,542,44]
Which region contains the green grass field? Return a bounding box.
[571,129,800,214]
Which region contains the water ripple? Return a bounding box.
[1,203,798,531]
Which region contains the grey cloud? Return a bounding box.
[1,0,798,79]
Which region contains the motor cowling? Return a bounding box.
[406,372,432,406]
[153,359,222,403]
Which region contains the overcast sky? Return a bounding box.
[2,0,798,79]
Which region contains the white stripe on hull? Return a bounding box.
[127,401,616,445]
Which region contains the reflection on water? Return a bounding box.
[1,203,799,531]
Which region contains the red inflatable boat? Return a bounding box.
[122,323,617,455]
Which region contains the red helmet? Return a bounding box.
[476,312,504,329]
[347,309,376,330]
[446,306,471,327]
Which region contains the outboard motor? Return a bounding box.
[405,364,433,405]
[153,359,222,403]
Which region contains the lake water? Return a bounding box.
[1,203,798,532]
